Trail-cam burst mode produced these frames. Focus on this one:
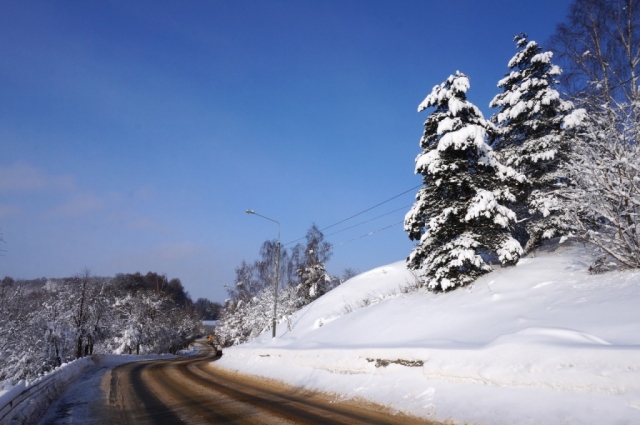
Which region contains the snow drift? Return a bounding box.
[214,241,640,424]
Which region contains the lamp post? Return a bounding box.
[246,209,280,338]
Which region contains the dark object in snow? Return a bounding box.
[366,358,424,368]
[588,256,613,275]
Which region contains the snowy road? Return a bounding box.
[65,342,435,424]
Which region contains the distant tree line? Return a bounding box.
[0,269,222,386]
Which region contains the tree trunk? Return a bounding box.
[77,337,83,358]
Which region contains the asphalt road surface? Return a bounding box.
[103,342,438,424]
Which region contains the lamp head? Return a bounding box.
[246,209,255,214]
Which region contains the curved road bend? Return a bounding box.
[103,341,439,424]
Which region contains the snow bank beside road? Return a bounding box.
[216,243,640,424]
[0,357,94,425]
[1,352,184,425]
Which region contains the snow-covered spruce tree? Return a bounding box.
[296,263,331,306]
[490,34,575,252]
[292,224,332,307]
[405,72,526,292]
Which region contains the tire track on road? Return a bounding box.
[107,342,438,424]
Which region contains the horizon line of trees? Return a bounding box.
[0,269,222,386]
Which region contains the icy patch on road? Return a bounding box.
[36,351,186,424]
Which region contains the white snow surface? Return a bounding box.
[563,108,588,129]
[215,242,640,424]
[0,358,94,412]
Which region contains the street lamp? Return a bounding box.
[246,209,280,338]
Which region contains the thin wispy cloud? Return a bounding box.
[107,241,205,276]
[0,205,20,218]
[127,186,156,202]
[0,163,125,218]
[45,193,113,218]
[0,162,75,194]
[155,241,202,262]
[127,218,162,231]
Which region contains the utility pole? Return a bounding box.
[246,209,280,338]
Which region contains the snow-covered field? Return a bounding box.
[215,241,640,424]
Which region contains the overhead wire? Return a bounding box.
[333,221,405,247]
[319,184,420,232]
[609,74,637,91]
[324,204,412,238]
[283,184,420,246]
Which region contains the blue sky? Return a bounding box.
[0,0,571,302]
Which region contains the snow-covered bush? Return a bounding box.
[216,285,300,346]
[405,72,526,292]
[107,290,199,355]
[0,281,46,383]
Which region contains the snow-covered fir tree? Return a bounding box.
[296,263,332,306]
[405,72,526,292]
[490,34,575,252]
[293,224,332,306]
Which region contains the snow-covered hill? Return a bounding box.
[214,241,640,424]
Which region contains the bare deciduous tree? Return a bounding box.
[0,228,6,256]
[552,0,640,269]
[565,101,640,268]
[551,0,640,106]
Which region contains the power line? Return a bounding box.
[610,75,636,91]
[324,204,412,238]
[283,184,420,246]
[321,185,420,232]
[333,221,404,247]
